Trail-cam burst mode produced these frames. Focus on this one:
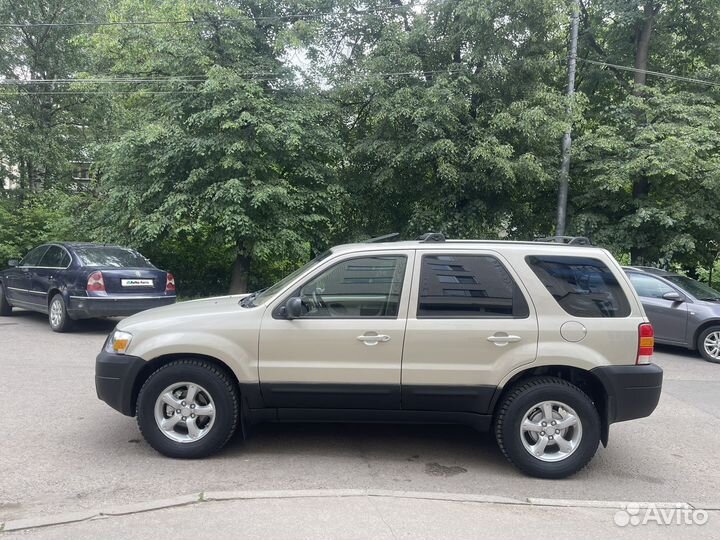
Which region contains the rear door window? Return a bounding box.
[417,254,529,318]
[38,246,69,268]
[526,255,631,318]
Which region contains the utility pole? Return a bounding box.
[555,0,580,236]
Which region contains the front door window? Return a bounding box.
[296,255,407,318]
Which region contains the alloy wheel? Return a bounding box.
[49,298,63,328]
[520,400,583,462]
[153,382,216,443]
[703,331,720,361]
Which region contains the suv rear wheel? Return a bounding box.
[698,326,720,364]
[494,377,600,479]
[137,359,240,458]
[0,283,12,316]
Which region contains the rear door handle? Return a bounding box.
[487,333,522,345]
[357,333,391,346]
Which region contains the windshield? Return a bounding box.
[252,250,333,305]
[665,275,720,301]
[74,247,155,268]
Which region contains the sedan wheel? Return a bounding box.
[699,327,720,364]
[0,283,12,316]
[49,294,74,333]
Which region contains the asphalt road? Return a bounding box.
[2,308,720,525]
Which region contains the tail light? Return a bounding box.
[165,273,176,293]
[86,271,106,294]
[637,323,654,364]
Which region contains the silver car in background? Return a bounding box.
[624,266,720,363]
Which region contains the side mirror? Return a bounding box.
[285,297,307,319]
[7,259,18,267]
[662,291,684,302]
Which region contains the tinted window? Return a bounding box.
[38,246,69,268]
[526,255,630,318]
[297,255,407,318]
[628,273,676,299]
[417,255,529,318]
[74,247,154,268]
[20,246,49,267]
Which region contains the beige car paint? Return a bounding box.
[402,249,539,389]
[116,241,649,392]
[259,249,416,386]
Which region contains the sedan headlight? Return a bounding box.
[105,330,133,354]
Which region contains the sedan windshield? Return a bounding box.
[74,247,154,268]
[665,275,720,301]
[252,250,332,305]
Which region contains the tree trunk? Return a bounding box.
[633,2,656,90]
[229,249,250,294]
[630,2,658,265]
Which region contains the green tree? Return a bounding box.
[573,0,720,272]
[0,0,109,196]
[87,0,345,292]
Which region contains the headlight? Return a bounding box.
[105,330,133,354]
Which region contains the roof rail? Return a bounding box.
[537,236,592,246]
[366,232,401,243]
[417,232,446,243]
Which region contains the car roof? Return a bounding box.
[622,265,677,277]
[329,239,608,256]
[59,242,130,250]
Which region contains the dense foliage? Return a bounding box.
[1,0,719,294]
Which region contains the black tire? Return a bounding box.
[0,282,12,316]
[48,293,75,332]
[137,359,240,459]
[494,377,600,479]
[697,326,720,364]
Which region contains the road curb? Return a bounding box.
[2,489,718,533]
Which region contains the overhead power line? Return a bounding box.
[0,5,408,29]
[0,68,470,94]
[579,58,720,88]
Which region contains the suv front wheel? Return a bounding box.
[137,359,240,458]
[494,377,600,479]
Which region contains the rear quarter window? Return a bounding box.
[526,255,631,318]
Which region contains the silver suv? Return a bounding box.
[96,235,662,478]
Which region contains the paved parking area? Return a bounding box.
[2,308,720,525]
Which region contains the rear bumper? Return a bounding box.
[68,295,176,319]
[591,364,663,424]
[95,351,146,416]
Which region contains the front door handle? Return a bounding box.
[487,333,522,346]
[357,333,391,346]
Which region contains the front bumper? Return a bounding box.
[591,363,663,424]
[96,351,147,416]
[69,295,176,319]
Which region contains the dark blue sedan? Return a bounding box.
[0,243,176,332]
